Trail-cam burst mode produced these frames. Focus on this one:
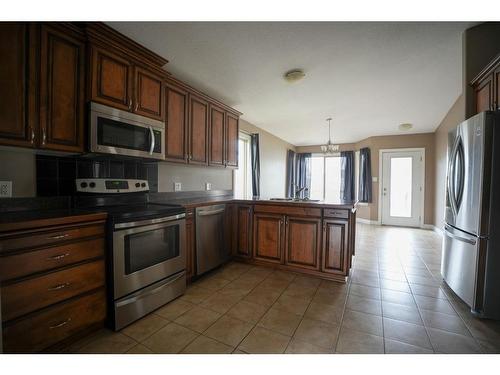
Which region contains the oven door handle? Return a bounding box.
[149,126,155,155]
[114,213,186,230]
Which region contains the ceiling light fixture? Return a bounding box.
[398,123,413,131]
[283,69,305,83]
[321,118,339,154]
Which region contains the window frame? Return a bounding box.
[233,131,253,199]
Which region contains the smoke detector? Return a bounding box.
[283,69,305,83]
[398,123,413,131]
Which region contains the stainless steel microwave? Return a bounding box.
[90,102,165,160]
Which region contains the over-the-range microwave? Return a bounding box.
[89,102,165,160]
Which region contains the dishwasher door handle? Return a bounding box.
[198,208,225,216]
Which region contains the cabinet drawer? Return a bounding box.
[254,204,321,217]
[2,260,105,321]
[323,209,349,219]
[0,224,104,254]
[3,289,106,353]
[0,237,105,282]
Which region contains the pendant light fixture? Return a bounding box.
[320,117,339,154]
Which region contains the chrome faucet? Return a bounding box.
[294,185,309,200]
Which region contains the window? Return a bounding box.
[309,155,342,201]
[233,132,252,199]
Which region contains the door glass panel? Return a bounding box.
[124,225,179,274]
[390,157,413,217]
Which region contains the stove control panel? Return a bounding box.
[76,179,149,194]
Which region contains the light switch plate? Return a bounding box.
[372,176,378,183]
[0,181,12,198]
[205,182,212,191]
[174,182,182,192]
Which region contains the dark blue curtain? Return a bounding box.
[340,151,355,201]
[250,134,260,198]
[286,149,296,198]
[295,153,311,199]
[359,147,372,203]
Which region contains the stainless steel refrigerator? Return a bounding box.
[442,111,500,319]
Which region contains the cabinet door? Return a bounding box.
[188,95,209,165]
[185,209,196,282]
[253,213,284,263]
[0,23,36,148]
[90,46,133,111]
[209,104,225,166]
[285,216,321,270]
[225,113,239,168]
[134,67,164,120]
[322,219,349,275]
[494,66,500,111]
[475,75,493,114]
[164,83,188,162]
[39,25,85,152]
[236,205,253,258]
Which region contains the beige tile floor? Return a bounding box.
[64,223,500,354]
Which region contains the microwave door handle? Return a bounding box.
[149,126,155,155]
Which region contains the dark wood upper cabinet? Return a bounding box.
[285,216,321,270]
[39,24,85,152]
[134,67,164,120]
[253,213,284,263]
[209,104,225,166]
[189,94,209,165]
[236,205,252,258]
[225,113,239,168]
[471,54,500,115]
[322,219,349,275]
[90,47,133,111]
[164,82,188,162]
[0,23,36,148]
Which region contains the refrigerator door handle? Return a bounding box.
[444,225,476,245]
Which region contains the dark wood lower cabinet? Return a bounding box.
[235,205,252,258]
[253,213,284,264]
[322,219,349,275]
[285,216,321,270]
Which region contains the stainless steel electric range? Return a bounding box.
[75,178,186,331]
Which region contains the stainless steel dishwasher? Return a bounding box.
[196,204,228,275]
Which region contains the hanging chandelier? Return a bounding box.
[320,117,339,154]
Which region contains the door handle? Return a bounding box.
[444,225,476,245]
[198,208,225,216]
[149,126,155,155]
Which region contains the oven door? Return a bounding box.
[113,215,186,299]
[90,102,165,160]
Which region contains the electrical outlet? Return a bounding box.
[174,182,182,192]
[205,182,212,191]
[0,181,12,198]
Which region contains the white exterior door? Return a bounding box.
[381,150,424,227]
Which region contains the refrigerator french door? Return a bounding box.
[442,111,500,319]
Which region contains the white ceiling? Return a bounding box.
[108,22,471,146]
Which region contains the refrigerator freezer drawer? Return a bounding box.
[441,225,479,308]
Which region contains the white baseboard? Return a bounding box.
[356,218,379,225]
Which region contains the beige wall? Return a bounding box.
[0,148,36,197]
[239,119,296,198]
[157,162,233,192]
[433,95,466,229]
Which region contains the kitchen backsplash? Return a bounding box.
[36,155,158,196]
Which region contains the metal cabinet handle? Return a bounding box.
[48,282,71,291]
[48,234,69,240]
[128,97,133,110]
[49,318,72,329]
[47,253,70,261]
[149,126,155,155]
[135,101,139,111]
[42,129,46,145]
[30,127,35,144]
